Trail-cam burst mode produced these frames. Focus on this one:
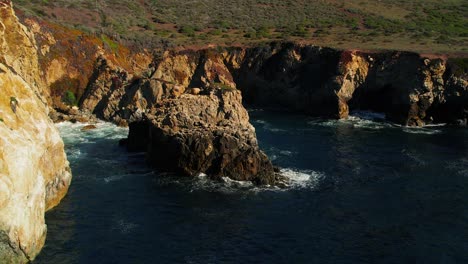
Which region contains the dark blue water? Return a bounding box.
[34,111,468,264]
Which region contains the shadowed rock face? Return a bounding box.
[126,88,279,185]
[80,43,467,128]
[0,2,71,263]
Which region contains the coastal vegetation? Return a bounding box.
[63,90,78,106]
[14,0,468,54]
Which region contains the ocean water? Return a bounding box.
[34,110,468,264]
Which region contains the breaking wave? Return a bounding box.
[308,111,444,134]
[308,111,392,130]
[55,121,128,144]
[185,168,324,193]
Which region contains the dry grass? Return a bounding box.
[13,0,468,55]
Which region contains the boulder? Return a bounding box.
[81,124,97,131]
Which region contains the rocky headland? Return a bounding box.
[76,44,467,128]
[0,0,467,262]
[71,43,466,186]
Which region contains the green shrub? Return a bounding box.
[210,29,222,36]
[63,90,78,106]
[213,82,235,92]
[256,26,271,38]
[100,34,119,52]
[179,25,195,37]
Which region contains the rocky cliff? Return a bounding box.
[17,10,152,111]
[73,42,467,184]
[0,2,71,263]
[78,43,467,127]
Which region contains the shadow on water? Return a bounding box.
[34,113,468,264]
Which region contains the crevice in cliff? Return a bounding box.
[17,238,31,262]
[187,53,206,89]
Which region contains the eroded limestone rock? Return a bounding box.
[0,2,71,262]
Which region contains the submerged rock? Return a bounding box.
[127,88,280,185]
[81,125,97,131]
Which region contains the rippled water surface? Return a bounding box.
[34,110,468,263]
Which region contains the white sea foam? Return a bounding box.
[255,119,268,125]
[248,108,265,113]
[308,111,445,134]
[401,127,442,135]
[66,148,82,159]
[187,167,324,193]
[221,177,255,188]
[279,168,323,189]
[308,111,391,130]
[254,119,287,133]
[189,175,246,193]
[279,150,294,156]
[351,111,386,120]
[267,146,297,157]
[56,121,129,144]
[103,174,126,183]
[424,123,447,127]
[197,172,208,178]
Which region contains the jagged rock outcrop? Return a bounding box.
[0,2,71,262]
[79,43,467,127]
[79,50,239,125]
[17,11,152,109]
[229,44,467,126]
[126,87,280,185]
[79,55,165,126]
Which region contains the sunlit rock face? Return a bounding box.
[0,2,71,262]
[80,43,467,128]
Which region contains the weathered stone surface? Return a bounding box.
[0,2,71,262]
[49,102,98,124]
[127,88,279,185]
[80,43,467,127]
[19,13,152,109]
[81,124,97,131]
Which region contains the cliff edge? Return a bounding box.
[0,2,71,262]
[78,44,468,128]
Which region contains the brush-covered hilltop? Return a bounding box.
[14,0,468,55]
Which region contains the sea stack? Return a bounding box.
[126,86,280,185]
